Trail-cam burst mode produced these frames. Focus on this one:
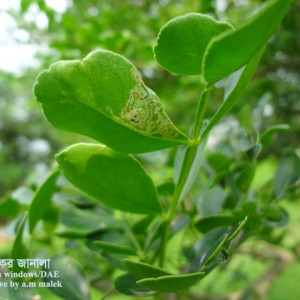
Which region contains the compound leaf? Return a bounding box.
[56,143,162,214]
[34,50,187,154]
[154,13,233,75]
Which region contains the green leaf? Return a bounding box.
[274,151,300,198]
[123,259,170,279]
[11,213,28,272]
[207,152,231,172]
[132,215,154,235]
[44,255,90,300]
[264,208,289,228]
[260,124,290,146]
[200,47,265,140]
[203,0,294,83]
[56,143,162,214]
[194,215,234,233]
[60,205,119,234]
[188,227,228,272]
[114,273,152,296]
[29,169,59,233]
[93,241,136,255]
[137,272,205,292]
[34,49,187,153]
[264,205,285,222]
[154,13,233,75]
[0,194,19,218]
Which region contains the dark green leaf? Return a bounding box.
[154,13,233,75]
[194,215,234,233]
[274,151,300,197]
[29,169,59,233]
[34,50,187,153]
[93,241,136,255]
[44,254,90,300]
[203,0,294,83]
[56,143,162,214]
[132,215,154,235]
[123,259,170,279]
[207,152,231,172]
[137,272,205,292]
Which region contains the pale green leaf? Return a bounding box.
[56,143,162,214]
[34,50,187,153]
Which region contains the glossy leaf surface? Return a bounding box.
[56,143,162,214]
[34,50,187,153]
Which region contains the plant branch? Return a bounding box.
[159,88,209,268]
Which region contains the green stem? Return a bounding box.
[193,88,210,139]
[159,88,209,268]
